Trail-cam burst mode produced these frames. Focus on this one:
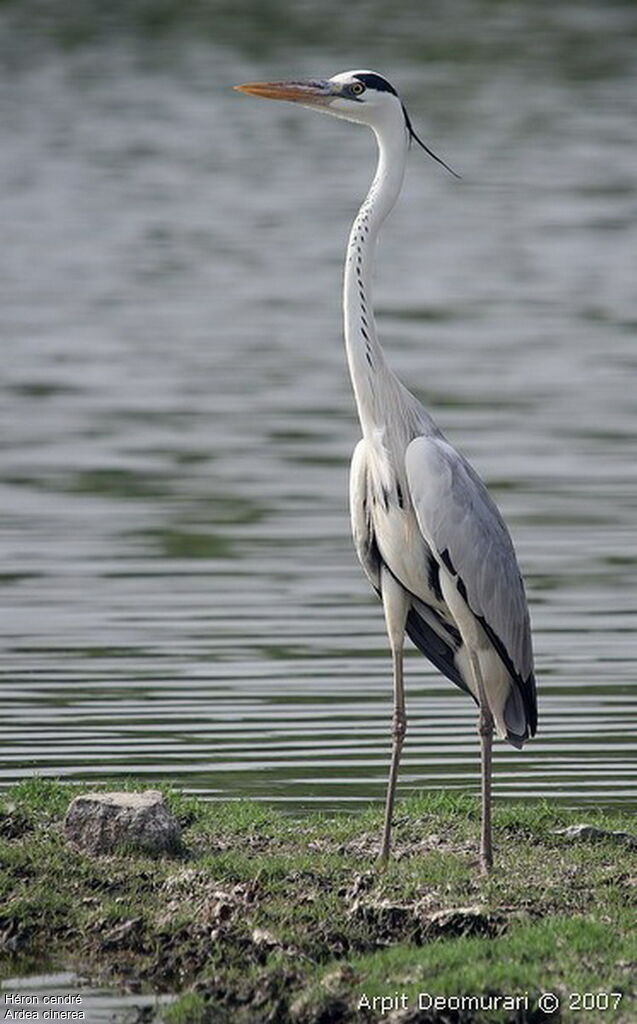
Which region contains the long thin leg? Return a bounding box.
[470,653,494,875]
[378,568,409,866]
[478,698,494,874]
[378,645,406,865]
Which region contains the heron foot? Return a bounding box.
[479,834,493,875]
[375,852,390,872]
[376,829,393,868]
[479,854,493,876]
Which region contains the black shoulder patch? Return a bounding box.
[440,548,455,575]
[354,73,398,96]
[427,555,443,603]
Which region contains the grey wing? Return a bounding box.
[405,435,537,737]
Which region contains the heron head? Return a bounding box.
[234,70,459,177]
[235,70,401,125]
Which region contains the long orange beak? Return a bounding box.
[234,80,333,106]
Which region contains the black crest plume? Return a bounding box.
[402,105,461,179]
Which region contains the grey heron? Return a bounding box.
[235,70,537,873]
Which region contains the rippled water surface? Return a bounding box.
[1,2,636,811]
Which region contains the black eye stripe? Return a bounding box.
[353,73,398,96]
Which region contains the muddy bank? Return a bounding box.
[1,781,635,1023]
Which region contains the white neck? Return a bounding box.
[343,114,409,437]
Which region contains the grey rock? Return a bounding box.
[64,790,181,855]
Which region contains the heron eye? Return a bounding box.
[350,82,365,96]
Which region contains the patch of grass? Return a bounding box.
[2,776,82,819]
[305,912,635,1023]
[0,779,635,1022]
[163,992,209,1023]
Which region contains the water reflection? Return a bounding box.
[1,2,635,810]
[0,972,173,1023]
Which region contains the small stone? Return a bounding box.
[64,790,181,855]
[251,927,279,947]
[422,905,503,938]
[100,917,143,950]
[554,824,637,849]
[321,965,358,992]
